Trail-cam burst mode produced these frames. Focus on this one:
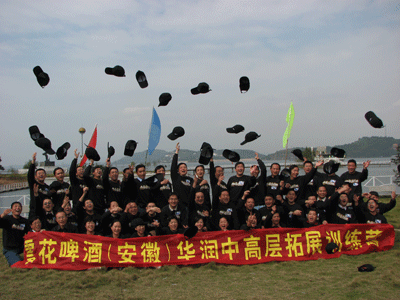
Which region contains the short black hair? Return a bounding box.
[110,167,119,173]
[235,161,244,168]
[270,163,281,169]
[53,167,64,175]
[11,201,22,208]
[154,165,165,172]
[348,159,357,165]
[177,162,187,169]
[135,164,145,173]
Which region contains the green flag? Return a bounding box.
[282,102,295,148]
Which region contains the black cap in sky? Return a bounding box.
[85,146,100,161]
[198,142,213,165]
[33,66,50,88]
[35,137,55,155]
[331,147,346,158]
[239,76,250,93]
[105,65,126,77]
[240,131,261,145]
[29,125,45,142]
[292,149,304,161]
[124,140,137,157]
[365,111,384,128]
[107,142,115,159]
[55,142,71,160]
[222,149,240,162]
[226,124,245,134]
[136,70,148,88]
[167,126,185,140]
[159,93,172,107]
[191,82,210,95]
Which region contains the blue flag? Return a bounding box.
[148,108,161,155]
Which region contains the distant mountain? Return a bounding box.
[332,136,400,158]
[265,136,400,160]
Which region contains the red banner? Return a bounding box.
[12,224,394,270]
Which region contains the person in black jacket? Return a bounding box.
[249,153,267,208]
[150,165,172,209]
[211,189,239,230]
[266,163,283,203]
[282,161,323,200]
[52,211,78,233]
[160,193,188,229]
[28,152,50,219]
[69,149,87,206]
[83,159,107,214]
[193,165,211,207]
[354,197,387,224]
[49,167,70,211]
[171,143,193,207]
[209,158,228,199]
[359,191,397,215]
[227,162,251,206]
[327,187,357,224]
[340,159,370,196]
[0,202,30,266]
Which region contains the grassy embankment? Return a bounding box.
[0,196,399,300]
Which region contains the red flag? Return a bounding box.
[79,125,97,167]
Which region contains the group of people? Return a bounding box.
[0,143,397,266]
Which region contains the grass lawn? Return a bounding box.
[0,196,399,300]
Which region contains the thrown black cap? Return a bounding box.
[365,111,384,128]
[239,76,250,93]
[184,226,198,239]
[55,142,71,160]
[124,140,137,157]
[159,93,172,107]
[191,82,210,95]
[226,124,245,134]
[29,125,45,142]
[323,160,340,175]
[325,242,339,254]
[240,131,261,145]
[358,264,375,272]
[167,126,185,140]
[105,65,125,77]
[136,70,148,88]
[198,142,213,165]
[107,142,115,159]
[292,149,304,161]
[331,147,346,158]
[35,137,55,155]
[280,168,290,179]
[85,146,100,161]
[222,149,240,162]
[33,66,50,88]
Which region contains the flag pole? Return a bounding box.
[284,139,289,168]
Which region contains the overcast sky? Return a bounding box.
[1,0,399,167]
